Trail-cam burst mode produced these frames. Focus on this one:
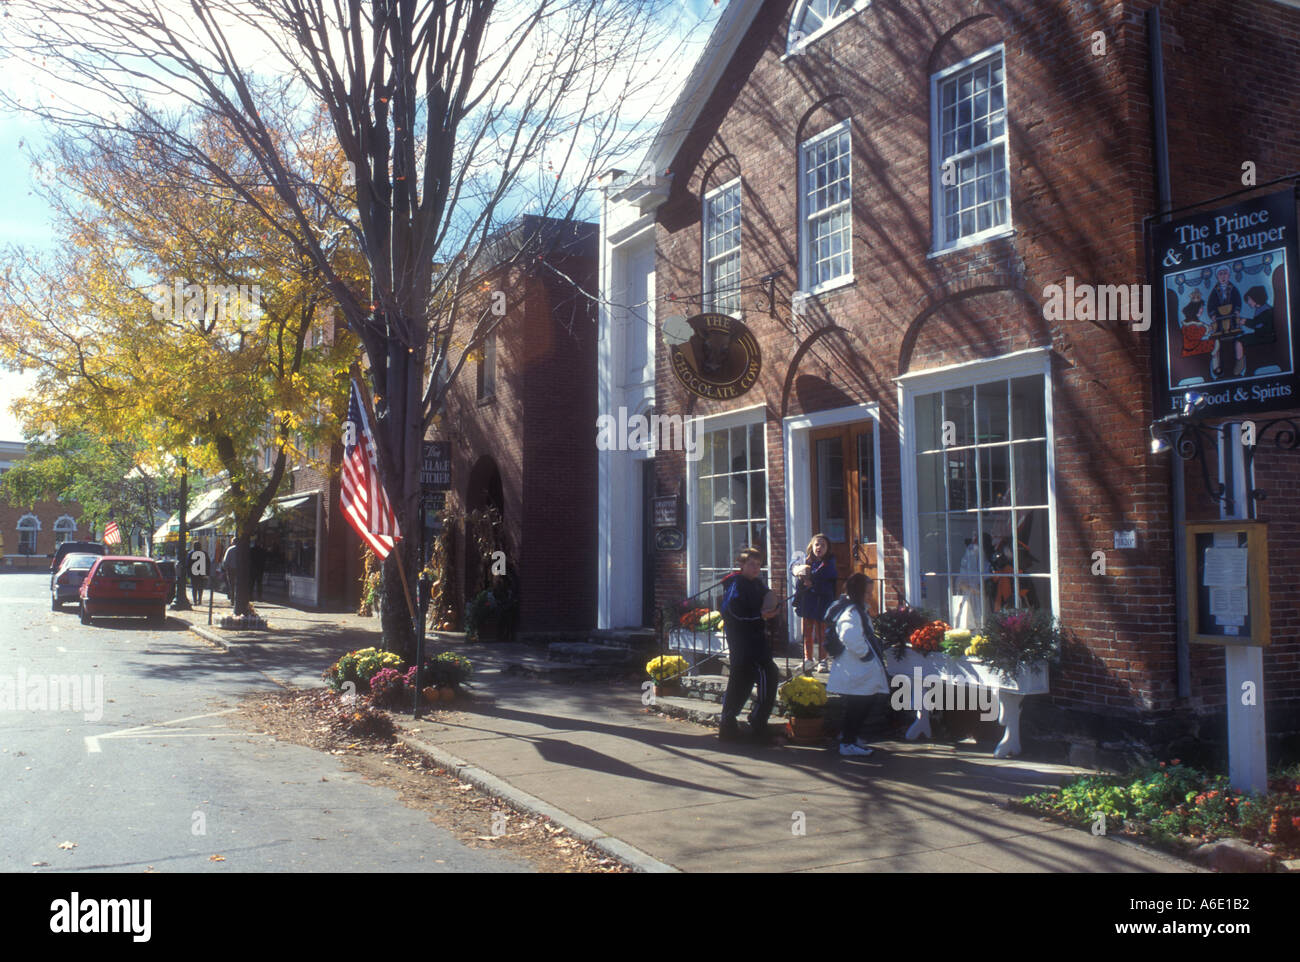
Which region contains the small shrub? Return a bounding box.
[368,667,407,707]
[324,647,405,691]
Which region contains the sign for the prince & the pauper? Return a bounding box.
[1150,188,1298,418]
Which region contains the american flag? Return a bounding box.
[103,521,121,545]
[341,379,402,559]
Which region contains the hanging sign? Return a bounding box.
[667,313,762,402]
[1151,188,1298,417]
[421,441,451,492]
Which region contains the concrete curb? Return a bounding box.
[395,732,679,874]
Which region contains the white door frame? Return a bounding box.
[782,402,883,639]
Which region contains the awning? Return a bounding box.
[151,485,229,541]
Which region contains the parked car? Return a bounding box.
[78,556,171,626]
[51,553,101,610]
[50,541,106,590]
[154,559,178,604]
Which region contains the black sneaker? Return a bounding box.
[748,723,782,746]
[718,721,743,742]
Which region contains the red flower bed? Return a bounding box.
[908,620,950,653]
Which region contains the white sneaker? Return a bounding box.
[816,659,829,672]
[839,742,873,756]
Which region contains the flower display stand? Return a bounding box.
[884,649,1049,758]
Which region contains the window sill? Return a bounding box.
[476,394,497,408]
[928,227,1015,260]
[801,274,856,298]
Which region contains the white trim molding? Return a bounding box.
[897,347,1059,621]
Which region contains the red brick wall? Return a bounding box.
[0,496,88,571]
[649,0,1300,722]
[442,241,598,633]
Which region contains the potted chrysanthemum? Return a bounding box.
[646,654,689,697]
[779,674,828,740]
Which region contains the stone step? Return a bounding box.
[651,694,790,731]
[588,627,656,648]
[547,641,635,665]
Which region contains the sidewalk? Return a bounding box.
[175,597,1200,873]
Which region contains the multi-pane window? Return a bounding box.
[914,375,1051,629]
[477,333,496,400]
[17,515,38,555]
[703,180,741,315]
[53,515,76,547]
[696,421,768,603]
[788,0,865,52]
[933,48,1009,250]
[800,122,852,290]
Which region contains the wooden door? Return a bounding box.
[809,421,880,614]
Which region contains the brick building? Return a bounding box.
[0,439,89,571]
[598,0,1300,757]
[438,216,599,635]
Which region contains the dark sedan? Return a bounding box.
[51,553,101,610]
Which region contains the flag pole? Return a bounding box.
[350,363,418,625]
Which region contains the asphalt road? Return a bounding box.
[0,572,531,873]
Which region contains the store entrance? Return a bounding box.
[808,421,879,614]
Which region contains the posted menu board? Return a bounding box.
[1151,188,1299,418]
[1185,520,1271,646]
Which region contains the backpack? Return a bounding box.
[823,598,887,664]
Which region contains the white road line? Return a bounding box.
[85,708,240,754]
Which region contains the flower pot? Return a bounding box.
[653,678,681,698]
[438,686,456,702]
[785,716,824,741]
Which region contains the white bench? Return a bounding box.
[884,649,1049,758]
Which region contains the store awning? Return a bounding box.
[151,485,229,541]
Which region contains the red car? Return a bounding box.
[79,556,171,626]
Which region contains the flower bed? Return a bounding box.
[1018,760,1300,860]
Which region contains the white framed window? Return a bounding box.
[17,513,39,555]
[687,407,770,605]
[931,46,1011,253]
[799,120,853,293]
[53,515,76,547]
[702,179,741,315]
[786,0,872,55]
[477,332,497,400]
[900,348,1056,628]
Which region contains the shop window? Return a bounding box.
[703,179,741,315]
[17,514,39,555]
[53,515,76,548]
[799,121,852,292]
[787,0,871,54]
[694,419,768,597]
[908,364,1053,628]
[932,46,1010,252]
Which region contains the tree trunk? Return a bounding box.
[233,528,251,616]
[380,539,415,660]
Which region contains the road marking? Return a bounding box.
[85,708,241,754]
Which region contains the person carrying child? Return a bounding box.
[792,533,837,671]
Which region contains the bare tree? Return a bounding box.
[0,0,695,653]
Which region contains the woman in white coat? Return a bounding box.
[827,572,890,757]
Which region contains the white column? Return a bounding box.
[1222,424,1267,794]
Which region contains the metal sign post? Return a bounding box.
[413,441,450,719]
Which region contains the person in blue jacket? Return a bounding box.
[793,533,837,670]
[719,547,780,742]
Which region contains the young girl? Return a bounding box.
[793,533,837,669]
